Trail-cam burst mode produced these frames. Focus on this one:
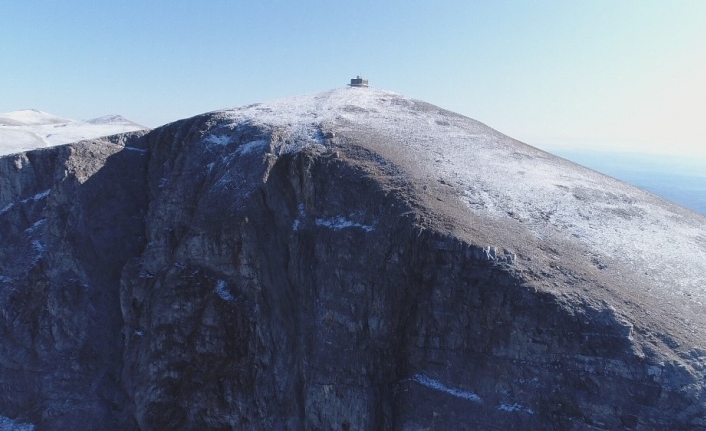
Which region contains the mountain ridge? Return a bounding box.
[0,109,148,156]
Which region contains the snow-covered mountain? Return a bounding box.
[1,88,706,430]
[0,109,148,156]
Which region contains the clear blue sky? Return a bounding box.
[2,1,705,156]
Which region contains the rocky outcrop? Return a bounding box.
[1,89,706,430]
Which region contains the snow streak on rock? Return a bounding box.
[315,216,375,232]
[498,402,535,415]
[411,374,482,403]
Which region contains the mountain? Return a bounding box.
[0,88,705,430]
[0,109,148,156]
[0,109,73,126]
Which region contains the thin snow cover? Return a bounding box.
[315,216,375,232]
[0,414,35,431]
[207,87,706,305]
[410,373,482,403]
[215,280,235,302]
[205,134,232,146]
[0,109,147,156]
[236,139,268,155]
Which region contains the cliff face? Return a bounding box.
[0,133,149,430]
[1,89,706,430]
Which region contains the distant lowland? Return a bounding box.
[549,149,706,217]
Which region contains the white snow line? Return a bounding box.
[315,216,375,232]
[498,402,535,414]
[28,189,50,202]
[410,373,482,403]
[123,146,148,153]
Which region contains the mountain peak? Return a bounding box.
[0,110,149,156]
[0,109,74,126]
[1,90,705,429]
[86,114,146,128]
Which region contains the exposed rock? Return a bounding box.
[1,88,706,430]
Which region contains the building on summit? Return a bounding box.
[349,76,369,87]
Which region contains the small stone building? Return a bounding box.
[349,76,369,87]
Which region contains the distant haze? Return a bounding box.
[547,149,706,216]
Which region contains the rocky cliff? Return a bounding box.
[1,89,706,430]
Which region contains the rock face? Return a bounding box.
[1,89,706,430]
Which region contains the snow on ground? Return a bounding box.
[207,87,706,305]
[0,109,147,156]
[0,109,71,126]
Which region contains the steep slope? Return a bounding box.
[0,110,148,156]
[1,88,705,430]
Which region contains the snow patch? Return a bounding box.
[205,134,231,146]
[410,374,482,403]
[31,240,45,253]
[215,280,234,302]
[25,219,46,234]
[315,216,375,232]
[292,204,307,231]
[0,414,35,431]
[29,190,50,202]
